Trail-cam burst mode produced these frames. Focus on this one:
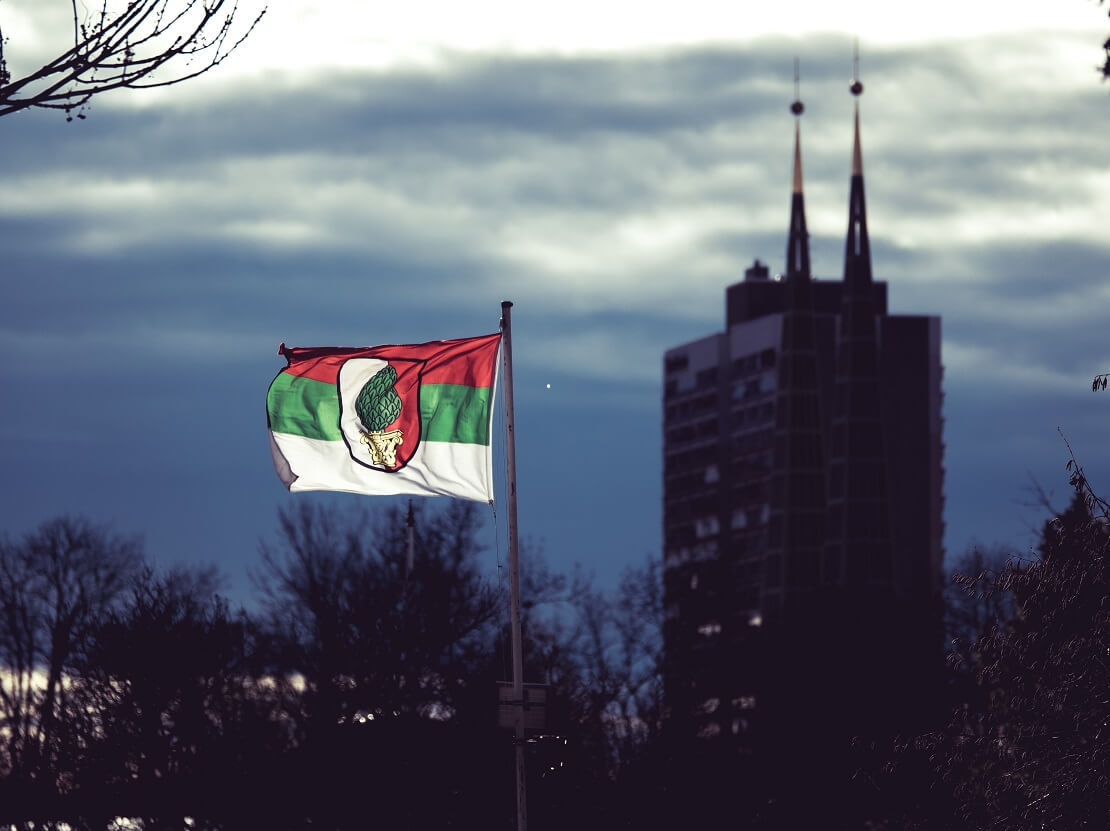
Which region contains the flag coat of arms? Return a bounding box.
[267,333,501,502]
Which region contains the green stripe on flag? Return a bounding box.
[268,372,342,441]
[269,375,491,446]
[421,383,492,445]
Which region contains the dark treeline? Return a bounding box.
[0,502,662,830]
[2,481,1108,830]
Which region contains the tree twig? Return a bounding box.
[0,0,266,119]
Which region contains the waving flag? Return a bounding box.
[267,333,501,502]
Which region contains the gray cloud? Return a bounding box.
[2,33,1108,598]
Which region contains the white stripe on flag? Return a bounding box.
[270,432,493,502]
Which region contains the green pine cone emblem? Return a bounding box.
[355,365,402,432]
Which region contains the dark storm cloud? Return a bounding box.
[3,47,785,174]
[2,33,1109,596]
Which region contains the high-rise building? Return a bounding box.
[661,78,944,754]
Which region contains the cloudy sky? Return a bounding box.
[2,1,1109,604]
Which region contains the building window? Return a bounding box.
[764,554,782,588]
[694,516,720,539]
[697,722,721,739]
[664,546,694,569]
[693,394,716,414]
[822,548,841,584]
[696,419,719,439]
[767,516,783,547]
[788,549,820,588]
[731,354,759,378]
[692,542,717,561]
[666,354,689,373]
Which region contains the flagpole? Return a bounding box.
[405,499,415,579]
[500,300,528,831]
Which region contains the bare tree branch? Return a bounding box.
[0,0,266,119]
[1060,428,1110,520]
[1101,0,1110,81]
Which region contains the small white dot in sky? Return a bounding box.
[546,383,551,389]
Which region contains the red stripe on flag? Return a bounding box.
[279,333,501,387]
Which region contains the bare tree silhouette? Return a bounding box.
[253,500,501,734]
[556,558,661,779]
[0,0,266,119]
[0,508,669,828]
[0,517,141,803]
[944,543,1018,683]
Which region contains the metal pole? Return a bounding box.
[500,300,528,831]
[405,499,415,579]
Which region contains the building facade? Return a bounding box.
[661,91,944,753]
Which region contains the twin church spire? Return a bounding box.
[785,54,872,287]
[768,52,889,610]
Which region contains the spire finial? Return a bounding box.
[786,58,810,278]
[790,57,804,116]
[850,39,864,97]
[850,41,864,176]
[790,58,804,194]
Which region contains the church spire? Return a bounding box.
[844,46,872,292]
[765,60,826,624]
[786,59,810,282]
[826,42,893,593]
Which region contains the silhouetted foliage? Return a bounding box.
[934,491,1108,828]
[72,566,280,829]
[0,1,266,119]
[850,460,1110,831]
[857,473,1110,831]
